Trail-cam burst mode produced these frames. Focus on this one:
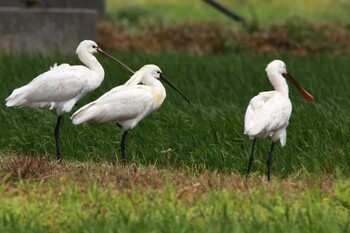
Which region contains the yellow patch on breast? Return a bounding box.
[151,88,164,108]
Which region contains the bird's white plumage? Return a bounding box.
[71,64,166,131]
[244,91,291,146]
[244,60,292,147]
[124,70,143,86]
[6,40,105,115]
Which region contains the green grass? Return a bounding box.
[1,53,350,177]
[106,0,350,26]
[0,160,349,233]
[0,52,350,232]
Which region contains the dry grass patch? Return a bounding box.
[97,20,350,55]
[0,154,336,200]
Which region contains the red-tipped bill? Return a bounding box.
[282,72,314,102]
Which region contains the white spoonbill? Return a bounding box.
[5,40,131,160]
[71,64,189,162]
[244,60,313,182]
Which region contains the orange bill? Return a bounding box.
[282,72,314,102]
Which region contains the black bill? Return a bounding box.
[97,48,135,74]
[160,74,190,103]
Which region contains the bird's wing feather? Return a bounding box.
[244,91,292,136]
[71,86,155,124]
[13,65,91,103]
[244,91,274,132]
[49,63,70,71]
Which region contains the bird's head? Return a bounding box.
[76,40,99,55]
[76,40,135,74]
[140,64,163,79]
[266,60,314,102]
[265,60,287,76]
[136,64,190,103]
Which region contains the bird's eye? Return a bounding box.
[92,45,97,49]
[156,71,161,74]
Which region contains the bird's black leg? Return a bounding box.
[54,115,63,161]
[120,130,129,163]
[266,141,275,182]
[246,138,256,179]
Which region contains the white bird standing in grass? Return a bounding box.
[71,64,189,163]
[5,40,131,160]
[244,60,314,182]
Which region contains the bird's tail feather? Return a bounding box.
[71,102,96,125]
[5,86,30,107]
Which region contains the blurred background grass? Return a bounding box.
[97,1,350,56]
[106,0,350,25]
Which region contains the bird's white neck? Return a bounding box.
[268,72,289,96]
[78,51,104,76]
[77,51,105,90]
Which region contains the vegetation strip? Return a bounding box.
[0,156,349,233]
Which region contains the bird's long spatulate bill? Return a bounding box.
[97,48,135,74]
[282,73,314,102]
[160,74,190,103]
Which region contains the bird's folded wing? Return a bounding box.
[244,91,291,135]
[72,86,154,123]
[20,67,89,102]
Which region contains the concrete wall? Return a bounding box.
[0,8,97,54]
[0,0,105,17]
[0,0,105,54]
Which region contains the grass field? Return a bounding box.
[0,52,349,231]
[1,53,349,174]
[106,0,350,26]
[0,160,349,233]
[1,1,350,231]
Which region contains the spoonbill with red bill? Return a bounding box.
[244,60,314,182]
